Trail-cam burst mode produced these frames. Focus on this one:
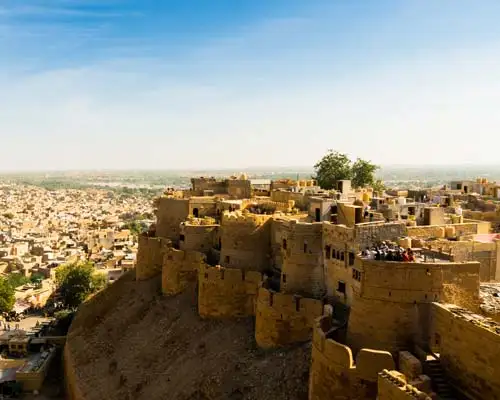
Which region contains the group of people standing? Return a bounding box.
[361,242,416,262]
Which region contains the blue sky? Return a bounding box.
[1,0,500,170]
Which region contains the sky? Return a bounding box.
[1,0,500,171]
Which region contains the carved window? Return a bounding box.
[179,234,185,242]
[282,274,287,283]
[337,281,346,294]
[340,252,345,261]
[225,256,230,264]
[303,242,308,253]
[282,239,287,250]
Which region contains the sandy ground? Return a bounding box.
[66,272,311,400]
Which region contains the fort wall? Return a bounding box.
[155,197,190,240]
[309,316,395,400]
[255,287,323,348]
[162,248,205,295]
[406,223,481,239]
[135,235,170,281]
[377,370,432,400]
[198,265,264,318]
[430,303,500,400]
[347,260,480,353]
[219,212,272,271]
[64,343,85,400]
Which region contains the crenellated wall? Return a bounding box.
[377,370,432,400]
[279,220,325,298]
[198,265,264,318]
[155,197,190,240]
[405,222,484,240]
[219,212,272,271]
[162,248,205,295]
[255,287,323,348]
[347,259,480,354]
[135,234,170,280]
[430,303,500,399]
[309,316,396,400]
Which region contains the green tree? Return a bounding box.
[6,274,30,289]
[0,278,15,313]
[55,262,107,308]
[351,158,379,188]
[313,150,352,190]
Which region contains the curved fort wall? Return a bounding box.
[309,316,395,400]
[198,265,264,318]
[347,259,480,354]
[219,212,272,271]
[254,287,323,348]
[135,235,170,281]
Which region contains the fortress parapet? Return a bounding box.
[255,287,323,348]
[162,248,205,295]
[347,258,480,354]
[198,265,264,318]
[309,315,395,400]
[430,303,500,399]
[377,370,432,400]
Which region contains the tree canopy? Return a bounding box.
[0,278,15,313]
[314,150,380,190]
[55,262,107,309]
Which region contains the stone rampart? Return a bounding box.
[255,287,323,348]
[64,343,85,400]
[162,248,205,295]
[309,316,395,400]
[377,370,431,400]
[135,235,170,281]
[198,265,264,318]
[430,303,500,399]
[406,223,481,239]
[347,259,480,354]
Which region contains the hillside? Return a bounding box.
[66,271,311,400]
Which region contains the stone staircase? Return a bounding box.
[424,358,456,400]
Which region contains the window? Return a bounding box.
[325,245,331,259]
[348,252,355,266]
[282,239,287,250]
[179,234,185,242]
[352,269,362,282]
[340,252,345,261]
[193,208,199,218]
[225,256,230,264]
[337,281,346,294]
[282,274,287,283]
[303,242,308,253]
